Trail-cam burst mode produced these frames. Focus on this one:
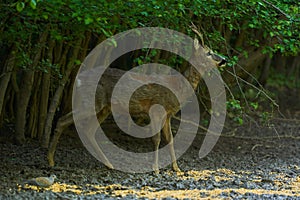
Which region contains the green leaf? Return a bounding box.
[84,17,94,25]
[250,102,258,110]
[249,23,255,28]
[42,14,48,20]
[141,11,148,16]
[16,2,25,12]
[74,60,81,65]
[101,28,111,37]
[108,38,117,47]
[237,117,243,125]
[30,0,37,9]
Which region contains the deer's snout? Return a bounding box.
[207,51,226,67]
[216,56,226,67]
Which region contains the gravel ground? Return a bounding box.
[0,117,299,199]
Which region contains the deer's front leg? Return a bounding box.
[152,131,161,174]
[162,117,181,172]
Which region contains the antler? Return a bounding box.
[190,22,205,47]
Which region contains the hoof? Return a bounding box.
[173,163,181,173]
[152,164,159,175]
[48,159,55,167]
[105,162,114,169]
[47,154,55,167]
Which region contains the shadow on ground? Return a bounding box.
[0,113,299,199]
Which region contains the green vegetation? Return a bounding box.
[0,0,299,144]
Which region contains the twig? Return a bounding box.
[261,0,291,20]
[173,115,208,132]
[172,115,300,140]
[272,117,300,123]
[224,67,278,107]
[232,64,250,108]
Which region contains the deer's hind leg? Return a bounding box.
[82,105,113,169]
[162,116,180,172]
[48,106,113,169]
[48,112,74,167]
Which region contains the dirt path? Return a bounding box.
[0,117,299,199]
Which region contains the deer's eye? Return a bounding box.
[206,51,212,56]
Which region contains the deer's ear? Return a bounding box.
[193,38,200,50]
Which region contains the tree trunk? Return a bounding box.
[15,70,35,144]
[61,32,92,113]
[0,45,17,120]
[15,31,48,144]
[28,72,42,138]
[259,56,272,86]
[41,39,83,148]
[38,40,55,140]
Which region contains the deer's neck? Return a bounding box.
[183,66,202,90]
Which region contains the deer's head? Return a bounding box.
[184,38,226,90]
[193,38,226,68]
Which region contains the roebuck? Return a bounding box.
[47,38,226,173]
